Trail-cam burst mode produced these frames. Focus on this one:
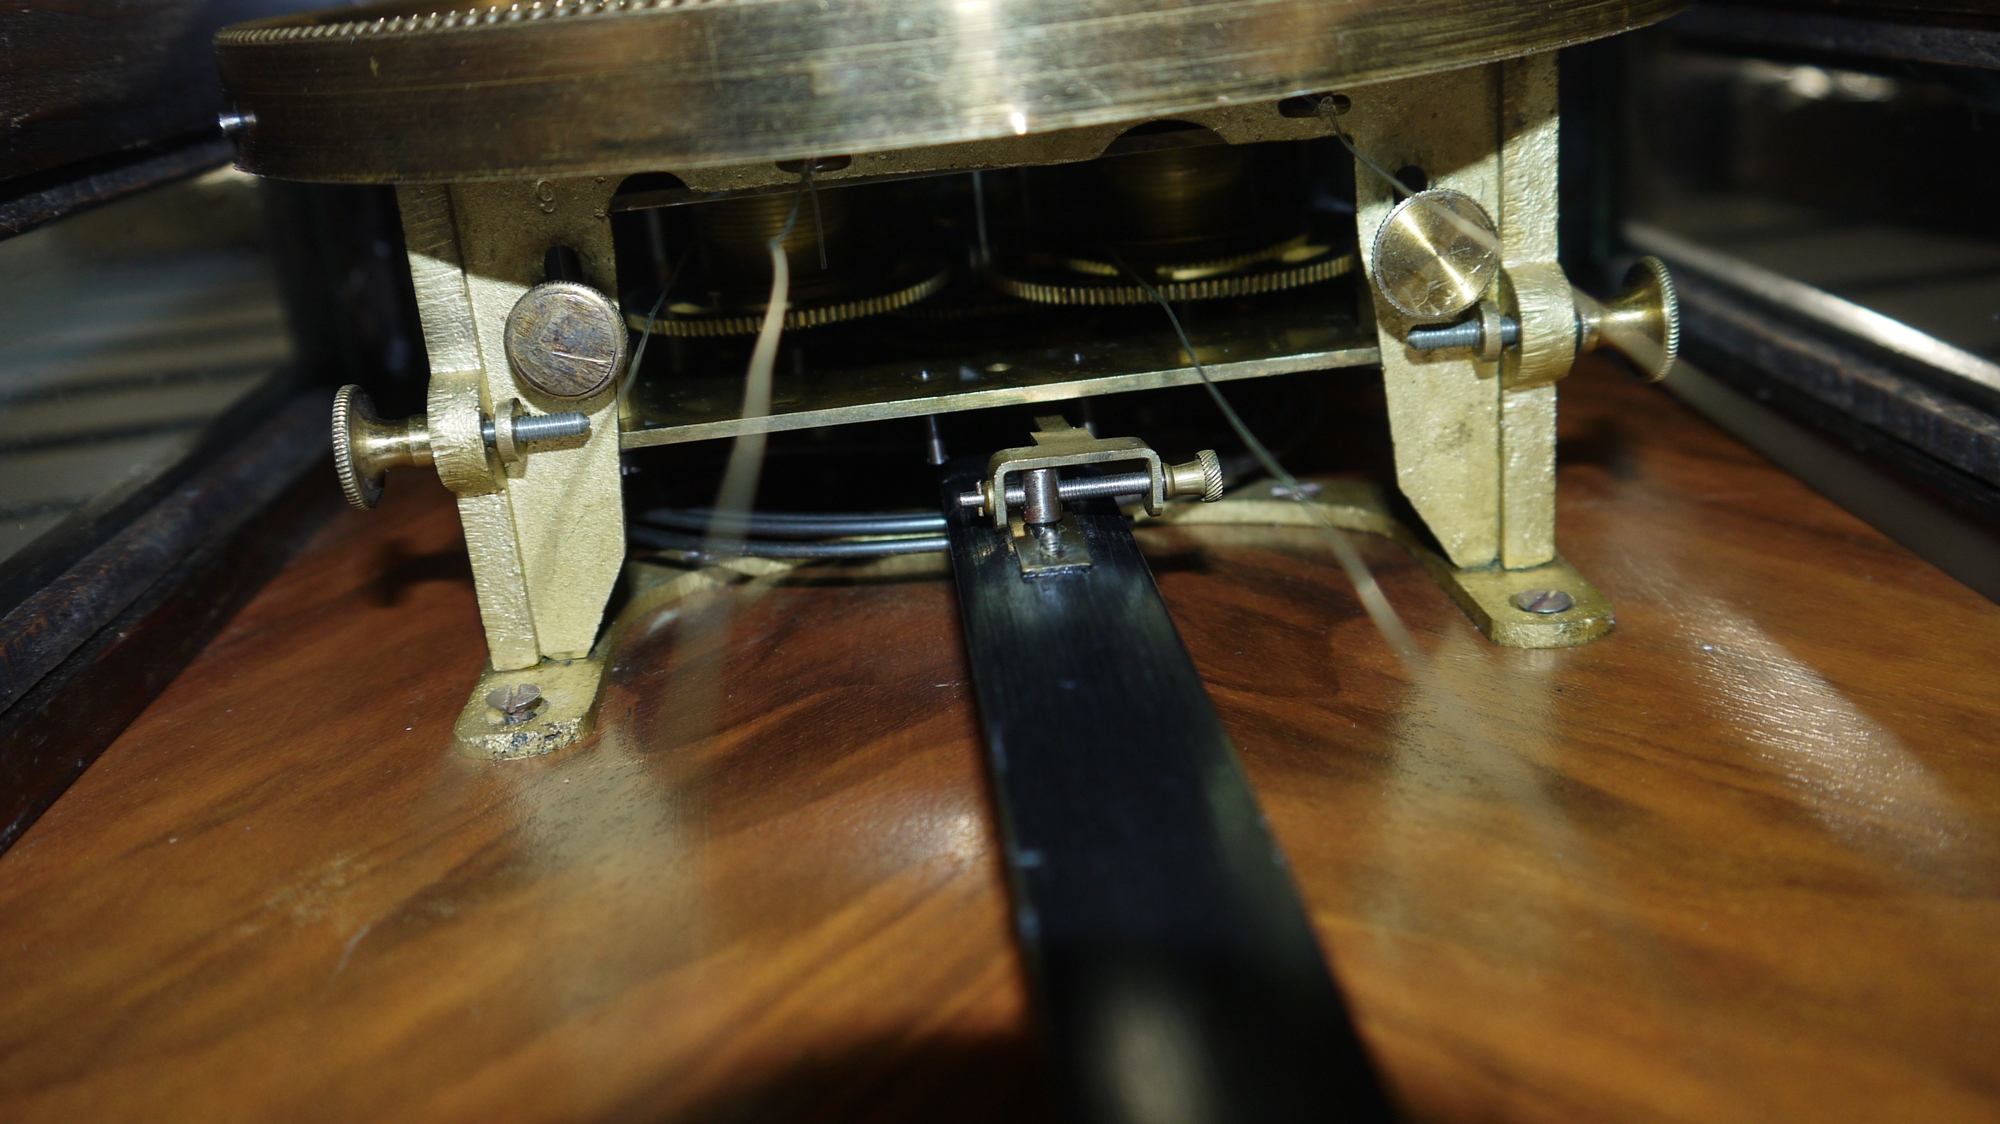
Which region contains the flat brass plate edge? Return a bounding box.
[1156,479,1614,648]
[1420,554,1615,649]
[617,345,1382,449]
[216,0,1685,181]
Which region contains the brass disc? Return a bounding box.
[1368,188,1502,322]
[214,0,1680,183]
[627,262,951,337]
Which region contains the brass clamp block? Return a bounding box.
[1366,186,1680,385]
[955,415,1224,528]
[331,385,592,510]
[1397,257,1682,385]
[955,414,1224,577]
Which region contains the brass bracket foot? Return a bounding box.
[1421,555,1613,648]
[449,554,804,760]
[1160,479,1614,649]
[453,655,608,760]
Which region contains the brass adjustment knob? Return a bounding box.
[1369,189,1502,322]
[332,384,433,510]
[1167,449,1225,502]
[1576,255,1680,381]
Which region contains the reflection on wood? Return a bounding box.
[0,356,1996,1121]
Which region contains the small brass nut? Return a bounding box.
[504,280,628,400]
[1369,188,1501,322]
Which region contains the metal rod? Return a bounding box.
[639,508,946,538]
[628,524,946,558]
[481,411,591,448]
[956,470,1156,512]
[923,415,949,466]
[1405,314,1519,351]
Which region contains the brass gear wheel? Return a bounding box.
[992,245,1356,307]
[626,262,950,338]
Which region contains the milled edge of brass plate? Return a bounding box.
[214,0,1686,181]
[626,263,950,337]
[1159,479,1613,648]
[993,250,1357,307]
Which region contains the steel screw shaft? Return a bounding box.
[1406,315,1520,351]
[957,470,1157,511]
[482,411,591,449]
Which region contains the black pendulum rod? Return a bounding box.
[941,464,1395,1124]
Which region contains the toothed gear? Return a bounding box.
[993,250,1356,307]
[626,264,950,338]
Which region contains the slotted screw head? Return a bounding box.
[487,683,543,724]
[1511,588,1574,615]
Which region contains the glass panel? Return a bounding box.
[0,168,292,564]
[1625,39,2000,360]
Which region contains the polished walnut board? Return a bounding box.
[0,357,1996,1122]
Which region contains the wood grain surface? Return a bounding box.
[1,356,1996,1122]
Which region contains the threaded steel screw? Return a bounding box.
[1406,315,1520,352]
[482,410,591,449]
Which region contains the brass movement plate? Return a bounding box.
[215,0,1681,182]
[617,308,1379,448]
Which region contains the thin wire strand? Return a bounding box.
[1326,119,1418,201]
[617,245,693,411]
[705,173,811,559]
[1111,249,1427,670]
[1325,118,1499,255]
[807,158,829,270]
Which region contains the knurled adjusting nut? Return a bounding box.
[1168,449,1225,502]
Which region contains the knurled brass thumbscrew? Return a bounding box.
[1398,256,1681,382]
[332,385,592,510]
[332,385,433,510]
[1574,255,1681,381]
